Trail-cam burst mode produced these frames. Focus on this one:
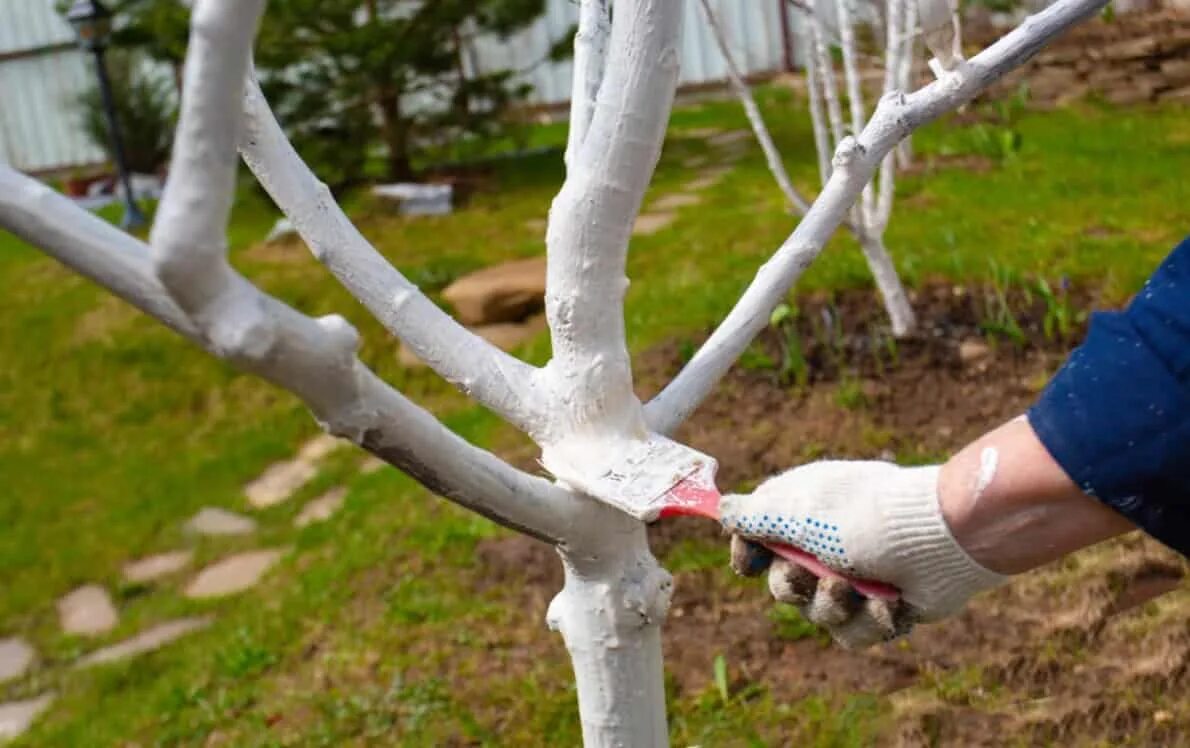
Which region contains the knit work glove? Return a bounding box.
[721,461,1005,648]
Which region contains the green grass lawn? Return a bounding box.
[1,87,1187,745]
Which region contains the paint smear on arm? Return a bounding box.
[974,447,998,502]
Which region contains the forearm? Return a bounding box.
[939,416,1134,575]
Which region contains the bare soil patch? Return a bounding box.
[476,282,1190,743]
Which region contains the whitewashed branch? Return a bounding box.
[543,0,682,439]
[647,0,1111,434]
[877,0,909,227]
[0,167,583,545]
[804,21,834,186]
[836,0,874,222]
[565,0,611,171]
[239,78,552,440]
[698,0,809,215]
[810,4,847,149]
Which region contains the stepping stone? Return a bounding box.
[184,507,257,536]
[442,256,547,326]
[682,156,708,169]
[651,193,702,211]
[470,314,547,352]
[708,129,751,147]
[244,459,318,509]
[76,616,213,668]
[524,218,547,234]
[58,585,117,637]
[684,167,733,192]
[185,550,283,599]
[681,126,722,139]
[0,638,34,683]
[122,550,194,584]
[296,433,344,463]
[633,212,676,236]
[0,693,54,741]
[295,487,348,528]
[359,456,386,474]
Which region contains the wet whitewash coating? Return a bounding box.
[0,0,1111,744]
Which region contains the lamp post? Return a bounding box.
[66,0,146,231]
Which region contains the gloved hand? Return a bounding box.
[721,461,1005,649]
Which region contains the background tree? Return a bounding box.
[4,0,1109,743]
[75,50,177,175]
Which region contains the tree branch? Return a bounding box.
[699,0,809,215]
[239,77,552,440]
[565,0,611,171]
[0,167,581,545]
[543,0,682,441]
[646,0,1110,434]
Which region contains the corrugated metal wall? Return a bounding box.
[0,0,107,173]
[470,0,802,106]
[0,0,798,174]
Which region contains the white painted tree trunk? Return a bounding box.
[0,0,1111,743]
[704,0,917,336]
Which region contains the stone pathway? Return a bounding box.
[0,639,33,684]
[295,487,347,528]
[185,550,283,599]
[122,550,193,584]
[57,585,117,637]
[77,617,213,669]
[244,434,344,509]
[184,507,256,537]
[360,455,386,474]
[0,694,54,741]
[651,193,702,211]
[632,212,677,236]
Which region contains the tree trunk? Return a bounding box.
[548,502,672,746]
[375,89,414,181]
[859,232,916,337]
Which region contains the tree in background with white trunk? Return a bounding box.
[700,0,963,338]
[0,0,1111,742]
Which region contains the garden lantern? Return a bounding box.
[66,0,146,231]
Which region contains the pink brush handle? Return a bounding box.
[660,483,900,602]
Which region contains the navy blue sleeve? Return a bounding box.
[1028,237,1190,555]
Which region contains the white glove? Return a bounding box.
[721,461,1005,648]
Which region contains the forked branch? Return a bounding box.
[646,0,1111,434]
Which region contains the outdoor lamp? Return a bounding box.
[66,0,146,231]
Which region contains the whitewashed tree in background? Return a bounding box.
[0,0,1109,743]
[700,0,948,337]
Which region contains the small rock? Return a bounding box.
[184,507,257,536]
[707,129,751,147]
[76,617,213,668]
[359,456,386,474]
[651,193,701,211]
[58,585,118,637]
[295,487,348,528]
[296,433,344,463]
[633,212,676,236]
[958,339,992,366]
[0,638,35,683]
[122,550,194,584]
[244,460,318,509]
[441,256,546,326]
[185,550,283,599]
[0,693,54,740]
[372,183,453,216]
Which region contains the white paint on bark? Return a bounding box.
[0,0,1111,743]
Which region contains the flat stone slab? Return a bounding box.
[58,585,117,637]
[441,256,547,326]
[684,166,733,192]
[633,212,676,236]
[184,507,257,536]
[0,638,34,683]
[0,693,54,741]
[122,550,194,584]
[244,459,318,509]
[185,550,283,599]
[707,129,751,147]
[359,456,386,474]
[77,616,213,668]
[295,487,348,528]
[296,433,344,463]
[651,193,702,211]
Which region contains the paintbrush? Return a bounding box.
[542,433,899,600]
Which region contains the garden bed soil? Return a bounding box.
[475,283,1189,744]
